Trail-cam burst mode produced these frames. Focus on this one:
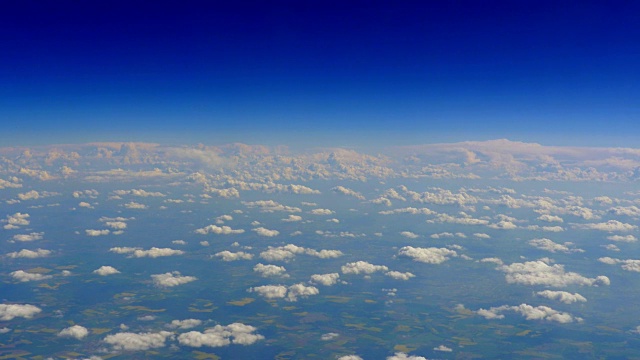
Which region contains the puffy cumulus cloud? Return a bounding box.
[105,221,127,230]
[538,214,564,223]
[385,271,416,280]
[430,232,454,239]
[248,285,288,299]
[195,224,244,235]
[603,244,620,251]
[168,319,202,329]
[310,273,340,286]
[0,177,22,189]
[607,234,637,242]
[379,207,435,215]
[241,200,301,213]
[536,290,587,304]
[6,248,51,258]
[85,229,110,236]
[0,327,10,334]
[93,266,120,276]
[525,225,565,232]
[474,233,491,239]
[400,231,419,239]
[487,220,518,230]
[528,238,583,253]
[208,187,240,198]
[609,206,640,217]
[260,244,342,262]
[332,186,365,200]
[0,304,41,320]
[286,283,320,301]
[341,261,389,275]
[78,201,93,208]
[498,261,610,287]
[172,240,187,245]
[282,214,302,222]
[151,271,197,287]
[598,257,640,272]
[252,227,280,237]
[58,325,89,340]
[338,356,364,360]
[215,214,233,224]
[17,190,59,200]
[429,213,489,226]
[177,323,264,348]
[103,331,173,351]
[109,247,184,258]
[11,232,44,242]
[72,189,99,198]
[253,263,288,278]
[479,257,504,265]
[3,213,30,229]
[248,283,319,302]
[387,352,428,360]
[214,251,253,261]
[321,332,340,341]
[397,246,458,264]
[123,201,148,209]
[476,303,580,323]
[310,208,334,215]
[434,345,453,352]
[11,270,52,282]
[573,220,637,232]
[114,189,165,197]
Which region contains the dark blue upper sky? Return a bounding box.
[2,0,639,147]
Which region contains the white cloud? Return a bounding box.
[387,352,428,360]
[282,215,302,222]
[252,227,280,237]
[11,232,43,242]
[242,200,301,213]
[379,207,434,215]
[104,331,173,351]
[195,224,245,235]
[93,266,120,276]
[607,234,637,242]
[151,271,197,287]
[498,261,610,287]
[123,201,148,209]
[168,319,202,329]
[58,325,89,340]
[310,273,340,286]
[385,271,415,280]
[253,263,288,278]
[321,332,340,341]
[536,290,587,304]
[473,233,491,239]
[78,202,93,208]
[528,238,583,253]
[6,248,51,258]
[310,208,334,215]
[0,304,41,320]
[400,231,419,239]
[248,283,319,302]
[573,220,637,232]
[397,246,458,264]
[434,345,453,352]
[110,247,184,258]
[332,186,365,200]
[11,270,52,282]
[538,214,564,223]
[172,240,187,245]
[477,303,580,323]
[341,261,388,274]
[177,323,264,347]
[3,213,30,229]
[338,356,364,360]
[609,206,640,217]
[85,229,110,236]
[215,251,253,261]
[105,221,127,230]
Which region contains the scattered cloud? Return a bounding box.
[151,271,197,287]
[93,266,120,276]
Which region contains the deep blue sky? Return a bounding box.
[2,1,639,148]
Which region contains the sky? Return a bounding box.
[2,0,639,148]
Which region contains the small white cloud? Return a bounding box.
[400,231,419,239]
[341,261,388,275]
[536,290,587,304]
[253,263,288,278]
[310,273,340,286]
[214,251,253,261]
[177,323,264,347]
[123,201,148,209]
[168,319,202,329]
[310,208,334,215]
[282,215,302,222]
[0,303,41,320]
[385,271,415,280]
[397,246,458,264]
[85,229,110,236]
[252,227,280,237]
[58,325,89,340]
[151,271,197,287]
[195,224,245,235]
[104,331,173,351]
[93,266,120,276]
[6,248,51,258]
[11,270,52,282]
[321,332,340,341]
[433,345,453,352]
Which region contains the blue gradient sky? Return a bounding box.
[2,1,639,148]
